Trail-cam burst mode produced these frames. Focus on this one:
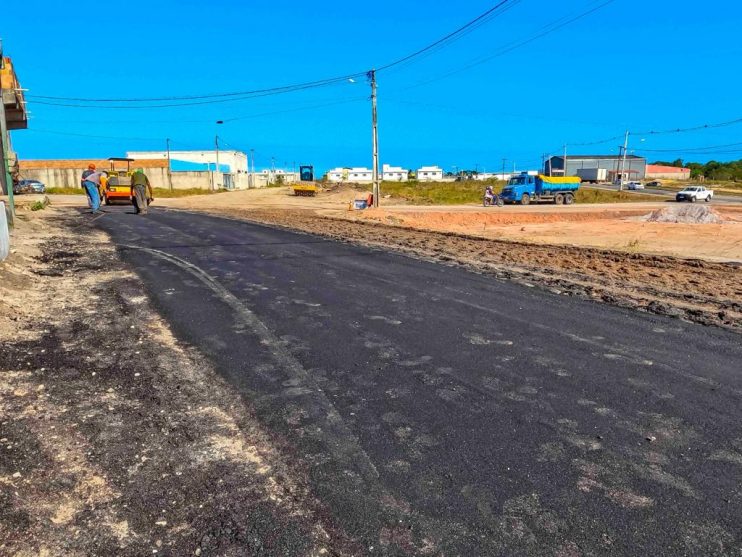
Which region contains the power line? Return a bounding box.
[394,0,616,92]
[27,79,365,109]
[635,141,742,153]
[25,72,367,104]
[548,115,742,156]
[24,1,521,108]
[633,117,742,136]
[376,0,520,72]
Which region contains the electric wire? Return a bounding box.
[25,1,520,106]
[393,0,616,92]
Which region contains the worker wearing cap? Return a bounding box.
[80,164,102,213]
[130,168,153,215]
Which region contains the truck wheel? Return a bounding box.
[564,193,574,205]
[555,193,564,205]
[520,194,530,205]
[690,196,696,203]
[705,196,711,202]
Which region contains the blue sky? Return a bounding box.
[3,0,741,173]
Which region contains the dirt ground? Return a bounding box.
[153,187,742,263]
[181,207,740,332]
[0,207,355,555]
[29,188,742,330]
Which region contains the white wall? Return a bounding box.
[128,150,249,173]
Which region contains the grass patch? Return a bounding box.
[363,180,659,205]
[151,188,225,198]
[371,180,504,205]
[45,187,225,198]
[45,187,85,195]
[575,189,659,203]
[30,199,49,211]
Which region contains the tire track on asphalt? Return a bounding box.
[120,243,382,484]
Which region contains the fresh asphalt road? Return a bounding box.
[96,207,742,556]
[584,183,742,204]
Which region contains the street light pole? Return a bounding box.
[166,137,173,192]
[619,130,629,191]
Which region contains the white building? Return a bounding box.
[382,164,408,182]
[258,169,298,184]
[326,167,374,183]
[417,165,444,181]
[127,150,248,173]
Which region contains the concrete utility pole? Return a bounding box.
[619,130,629,190]
[370,69,380,207]
[166,138,173,192]
[501,158,506,179]
[563,144,568,176]
[0,71,14,219]
[250,148,255,187]
[215,135,220,190]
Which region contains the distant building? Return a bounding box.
[645,164,691,180]
[546,155,647,182]
[326,168,347,182]
[382,164,408,181]
[127,150,248,174]
[326,167,374,183]
[417,165,444,181]
[258,169,298,184]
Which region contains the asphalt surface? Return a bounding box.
[584,183,742,204]
[96,206,742,556]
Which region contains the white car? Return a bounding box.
[676,186,713,203]
[627,182,644,190]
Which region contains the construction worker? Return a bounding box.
[80,163,101,213]
[98,171,109,202]
[130,168,153,215]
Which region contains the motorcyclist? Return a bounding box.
[484,185,495,202]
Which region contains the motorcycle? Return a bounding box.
[483,192,504,207]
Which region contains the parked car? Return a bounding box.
[646,180,663,187]
[13,179,46,194]
[676,186,713,202]
[627,181,645,190]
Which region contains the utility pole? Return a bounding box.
[563,144,568,176]
[619,130,629,190]
[370,69,380,207]
[214,135,220,190]
[250,148,255,187]
[166,138,173,192]
[501,158,506,180]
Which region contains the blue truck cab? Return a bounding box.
[500,172,581,205]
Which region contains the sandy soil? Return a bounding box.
[156,187,742,262]
[194,207,742,332]
[0,207,355,555]
[25,188,742,330]
[353,206,742,263]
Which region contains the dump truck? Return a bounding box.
[500,172,581,205]
[103,157,135,205]
[576,168,607,183]
[292,165,317,196]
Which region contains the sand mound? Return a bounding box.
[641,205,725,224]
